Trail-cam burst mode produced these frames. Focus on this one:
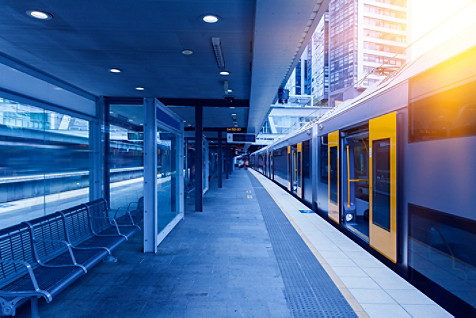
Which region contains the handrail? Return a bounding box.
[347,145,350,208]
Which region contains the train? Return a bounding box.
[250,42,476,316]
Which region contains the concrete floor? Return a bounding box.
[17,170,290,317]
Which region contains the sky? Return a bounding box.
[409,0,476,59]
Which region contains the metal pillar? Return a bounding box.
[225,145,229,179]
[195,106,203,212]
[103,100,111,205]
[90,97,104,202]
[229,147,234,175]
[144,98,158,253]
[218,131,223,188]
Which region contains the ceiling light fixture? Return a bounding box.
[136,87,145,91]
[227,89,233,93]
[27,10,52,20]
[182,49,193,55]
[231,113,237,116]
[212,37,225,69]
[220,71,229,76]
[203,15,219,23]
[110,68,121,73]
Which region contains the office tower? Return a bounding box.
[328,0,407,106]
[311,12,329,105]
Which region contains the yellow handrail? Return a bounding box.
[347,145,350,208]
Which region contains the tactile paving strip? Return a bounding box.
[248,173,356,318]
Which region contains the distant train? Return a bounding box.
[250,44,476,316]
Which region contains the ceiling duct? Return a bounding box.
[211,37,225,69]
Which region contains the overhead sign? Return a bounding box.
[226,127,247,133]
[227,133,256,143]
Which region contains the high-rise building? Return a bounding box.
[328,0,408,106]
[311,12,329,105]
[284,0,407,107]
[284,50,311,96]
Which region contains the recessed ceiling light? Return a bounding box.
[136,87,145,91]
[27,10,52,20]
[231,113,237,116]
[227,89,233,93]
[182,49,193,55]
[110,68,121,73]
[220,71,230,76]
[203,15,219,23]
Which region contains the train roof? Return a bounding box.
[318,24,476,124]
[251,25,476,155]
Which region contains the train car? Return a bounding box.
[250,39,476,316]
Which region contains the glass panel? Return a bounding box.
[372,138,391,231]
[330,146,338,203]
[320,143,328,184]
[44,109,90,212]
[410,79,476,142]
[0,98,90,229]
[157,128,178,233]
[408,204,476,309]
[108,104,144,217]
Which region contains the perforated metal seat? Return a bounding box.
[0,223,84,317]
[85,199,140,240]
[61,205,125,254]
[25,213,109,272]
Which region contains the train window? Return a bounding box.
[320,140,328,184]
[408,204,476,309]
[410,79,476,142]
[372,138,391,231]
[302,140,310,180]
[330,146,338,203]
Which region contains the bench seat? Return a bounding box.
[85,199,140,240]
[61,205,126,254]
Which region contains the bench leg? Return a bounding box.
[30,297,39,318]
[104,255,118,263]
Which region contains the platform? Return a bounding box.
[16,169,451,317]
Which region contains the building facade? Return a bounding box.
[285,0,407,107]
[329,0,408,106]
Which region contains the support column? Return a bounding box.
[229,147,234,175]
[144,98,158,253]
[103,99,111,205]
[225,145,229,179]
[218,131,223,188]
[90,97,105,202]
[195,106,203,212]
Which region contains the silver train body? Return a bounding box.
[250,38,476,316]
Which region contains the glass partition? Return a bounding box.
[107,104,144,217]
[0,97,90,228]
[157,127,178,233]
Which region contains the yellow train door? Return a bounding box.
[328,131,340,224]
[369,112,397,263]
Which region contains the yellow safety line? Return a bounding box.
[249,170,368,318]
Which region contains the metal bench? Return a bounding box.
[0,223,84,317]
[60,204,126,258]
[114,196,144,227]
[85,199,140,240]
[24,212,109,272]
